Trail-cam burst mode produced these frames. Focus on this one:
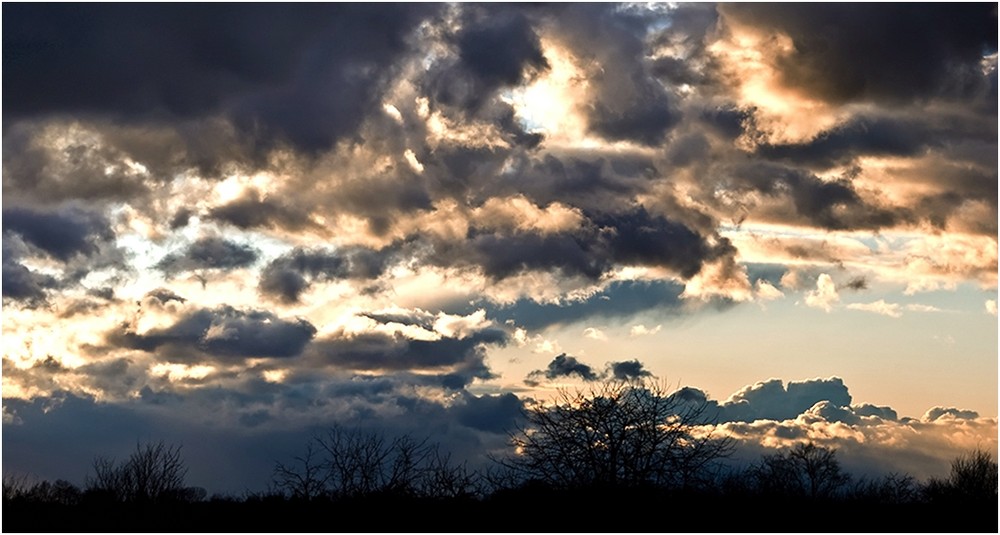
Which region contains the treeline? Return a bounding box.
[4,381,998,532]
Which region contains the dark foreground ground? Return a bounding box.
[3,487,997,533]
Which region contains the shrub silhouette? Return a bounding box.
[495,379,733,490]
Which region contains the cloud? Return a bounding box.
[456,10,549,92]
[487,279,686,331]
[804,273,839,312]
[2,3,996,499]
[847,299,902,318]
[582,327,607,341]
[719,377,853,423]
[156,237,259,275]
[754,280,784,301]
[629,324,662,337]
[258,246,396,303]
[306,323,508,387]
[2,256,58,304]
[718,4,997,105]
[207,190,318,231]
[111,305,317,361]
[525,353,600,385]
[923,407,979,422]
[2,205,114,262]
[545,4,680,144]
[986,300,998,316]
[607,359,653,381]
[4,4,439,154]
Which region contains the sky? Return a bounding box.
[2,3,998,494]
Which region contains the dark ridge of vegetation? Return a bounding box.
[4,380,998,532]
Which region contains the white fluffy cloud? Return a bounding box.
[804,273,839,312]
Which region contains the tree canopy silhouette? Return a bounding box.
[495,379,733,490]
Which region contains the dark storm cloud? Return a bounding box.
[2,258,58,303]
[453,392,524,433]
[111,306,317,361]
[2,381,524,494]
[4,4,439,154]
[465,230,605,280]
[259,246,396,303]
[526,353,600,385]
[595,206,717,279]
[433,205,725,283]
[839,277,868,292]
[306,327,508,386]
[420,6,548,117]
[757,117,931,168]
[208,191,316,231]
[1,121,155,204]
[2,205,114,262]
[608,359,653,381]
[543,4,680,144]
[457,11,548,89]
[145,288,187,305]
[156,237,259,275]
[485,153,654,212]
[487,279,686,331]
[720,3,998,105]
[726,162,901,231]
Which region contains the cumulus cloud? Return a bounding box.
[804,273,839,312]
[754,279,784,301]
[986,299,997,316]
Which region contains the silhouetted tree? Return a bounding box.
[495,379,733,490]
[86,441,188,503]
[273,442,330,500]
[319,426,433,498]
[924,448,998,503]
[275,426,480,500]
[751,442,850,499]
[849,472,919,504]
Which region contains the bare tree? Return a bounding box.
[751,442,850,499]
[495,379,733,490]
[925,448,998,502]
[86,441,188,503]
[276,426,479,500]
[418,446,482,499]
[849,472,919,504]
[317,426,433,498]
[272,442,330,500]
